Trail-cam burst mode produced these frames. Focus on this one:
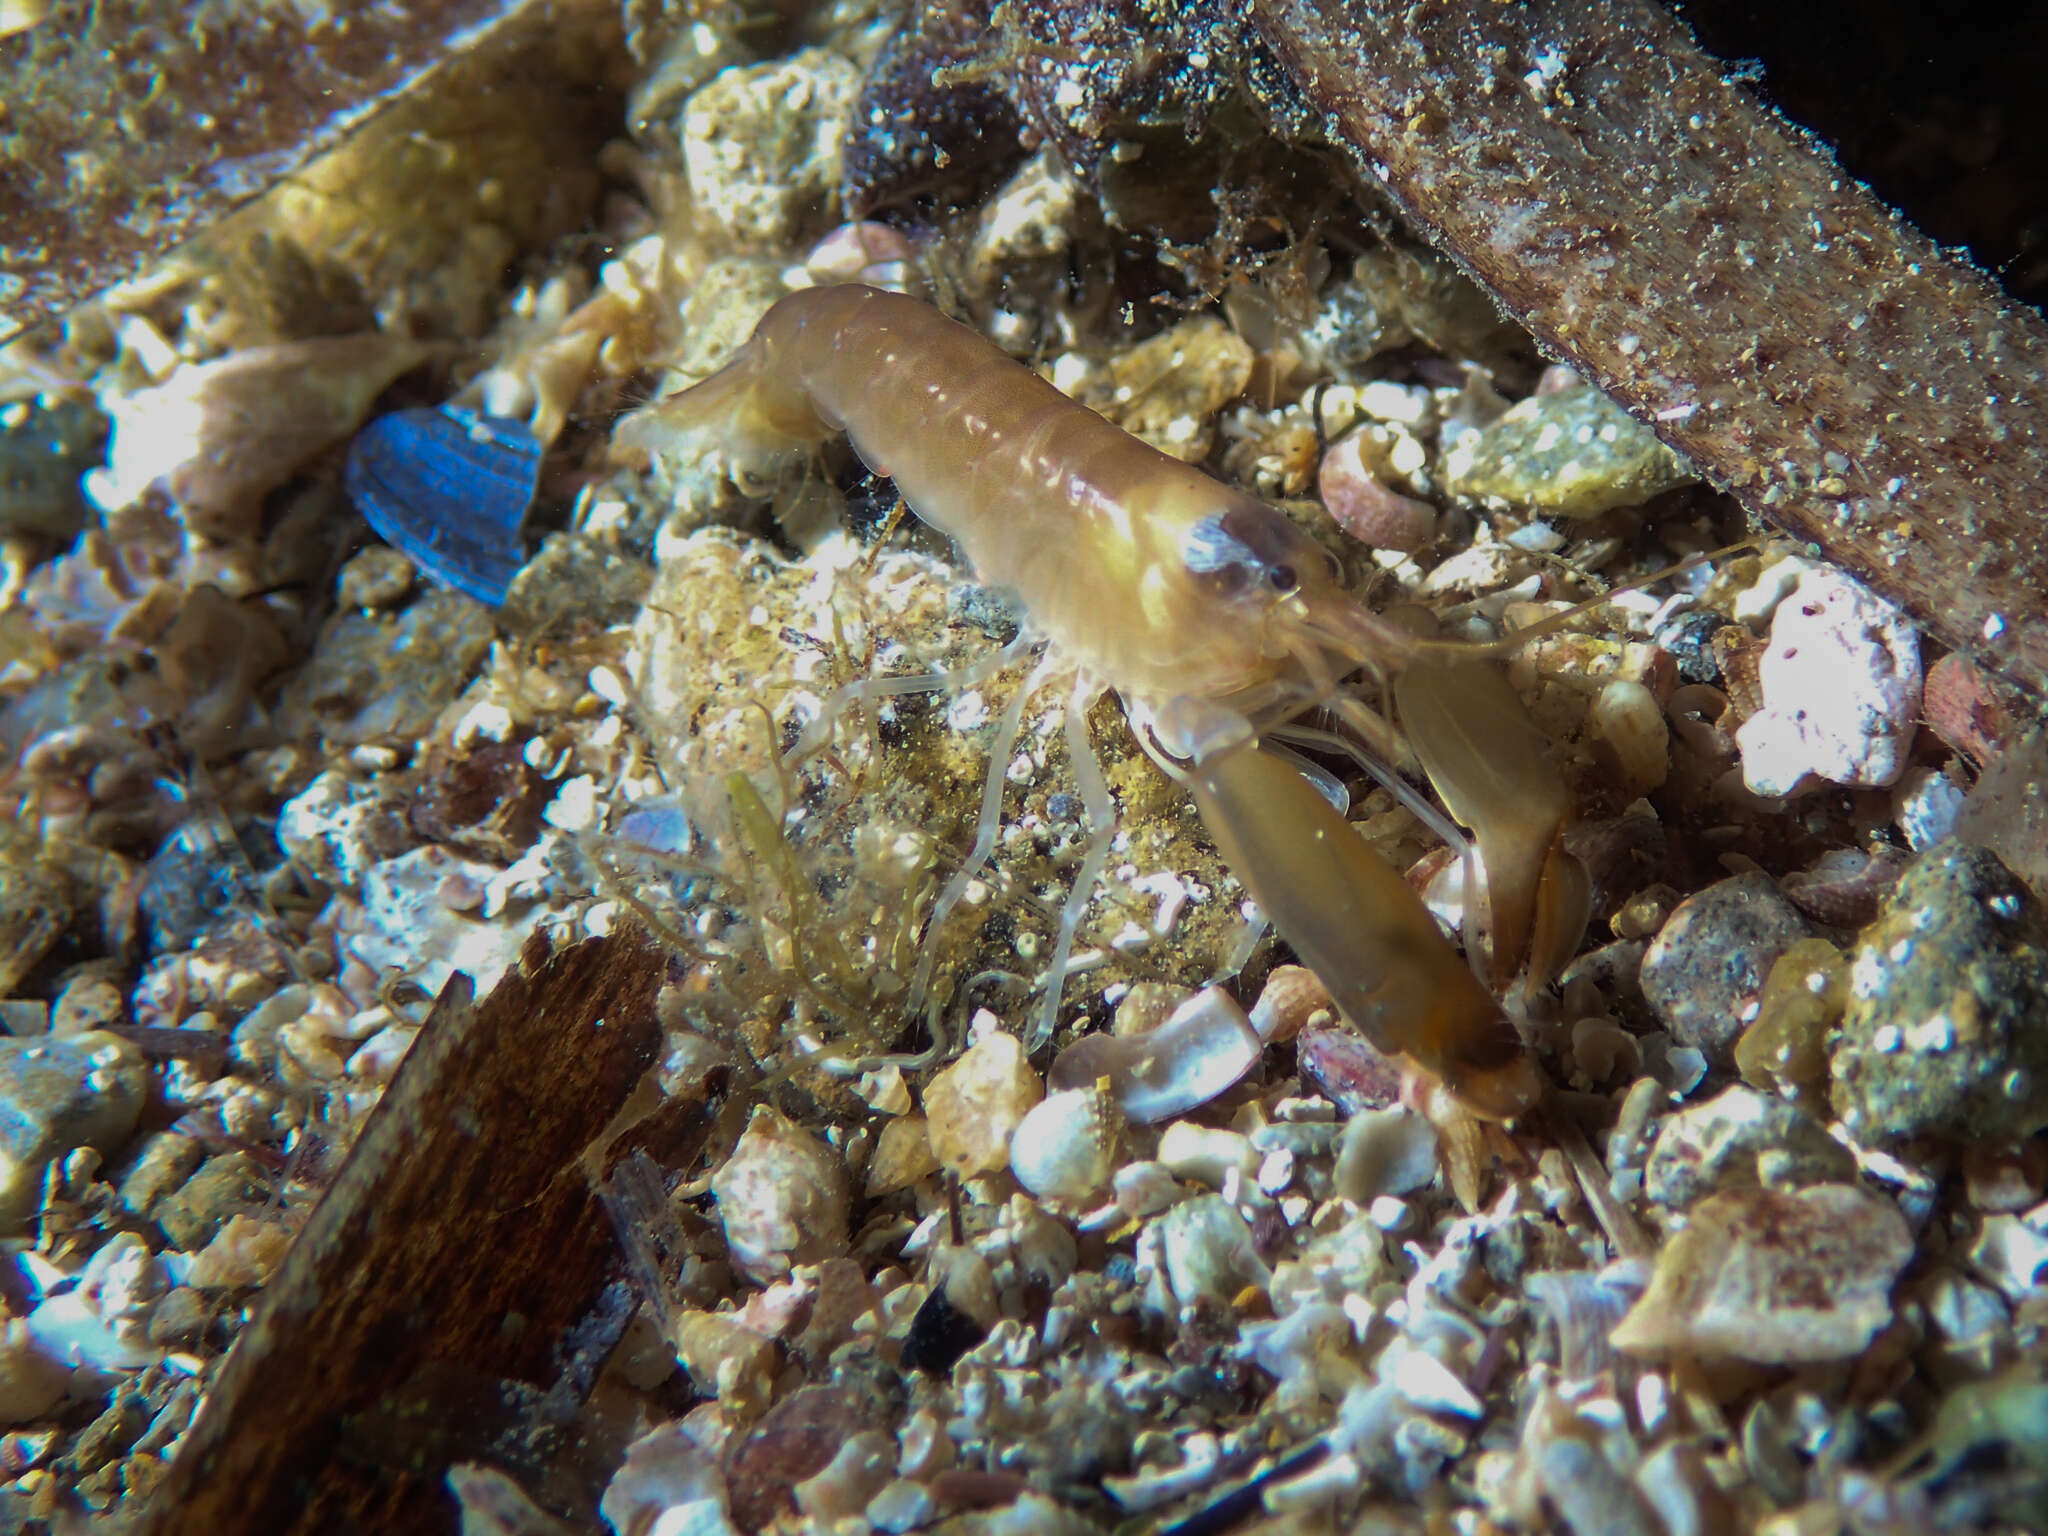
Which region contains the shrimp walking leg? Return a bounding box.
[1026,688,1117,1053]
[787,628,1038,767]
[906,653,1050,1016]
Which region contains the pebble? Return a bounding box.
[1009,1088,1118,1206]
[1331,1107,1439,1204]
[864,1114,938,1197]
[1639,873,1815,1068]
[1831,844,2048,1143]
[1317,429,1437,551]
[1733,567,1922,797]
[1155,1195,1266,1307]
[114,1133,206,1222]
[1439,383,1695,519]
[155,1152,268,1251]
[680,50,861,247]
[0,857,72,999]
[711,1106,850,1284]
[1610,1183,1912,1364]
[0,1032,148,1225]
[1642,1085,1857,1211]
[923,1030,1042,1178]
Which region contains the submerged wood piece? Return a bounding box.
[0,0,619,338]
[1253,0,2048,696]
[141,929,669,1536]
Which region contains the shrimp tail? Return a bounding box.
[609,338,836,476]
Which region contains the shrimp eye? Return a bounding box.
[1267,564,1299,594]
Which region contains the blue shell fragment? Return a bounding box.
[344,403,541,606]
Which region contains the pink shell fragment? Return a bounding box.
[1317,430,1438,552]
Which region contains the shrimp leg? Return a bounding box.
[1026,687,1117,1053]
[1179,739,1542,1121]
[787,627,1038,767]
[907,651,1053,1017]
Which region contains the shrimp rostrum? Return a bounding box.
[614,283,1585,1122]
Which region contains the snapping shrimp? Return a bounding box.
[613,283,1577,1119]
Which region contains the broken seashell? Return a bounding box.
[1048,986,1261,1123]
[345,404,541,606]
[1009,1087,1120,1205]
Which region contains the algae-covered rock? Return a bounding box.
[1441,383,1694,518]
[1832,844,2048,1143]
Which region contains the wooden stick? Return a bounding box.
[1253,0,2048,697]
[141,928,686,1536]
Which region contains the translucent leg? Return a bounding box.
[907,653,1051,1014]
[1026,687,1117,1054]
[786,627,1039,769]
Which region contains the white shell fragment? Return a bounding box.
[1155,1195,1269,1306]
[1332,1107,1439,1204]
[1734,568,1923,796]
[1048,986,1262,1123]
[1009,1087,1120,1205]
[709,1106,850,1285]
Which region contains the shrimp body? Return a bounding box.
[618,284,1373,723]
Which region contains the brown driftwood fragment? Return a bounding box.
[0,0,622,338]
[140,928,680,1536]
[1252,0,2048,696]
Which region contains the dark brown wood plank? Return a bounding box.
[1252,0,2048,696]
[140,928,670,1536]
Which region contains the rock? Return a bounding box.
[1831,845,2048,1143]
[1734,567,1922,797]
[155,1152,268,1251]
[1440,383,1695,519]
[115,1132,206,1221]
[1611,1184,1913,1364]
[923,1030,1042,1178]
[145,1288,211,1350]
[273,588,495,748]
[0,1319,71,1426]
[1643,1085,1857,1211]
[0,398,107,542]
[710,1106,849,1284]
[680,50,861,247]
[1640,873,1815,1068]
[0,1031,148,1226]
